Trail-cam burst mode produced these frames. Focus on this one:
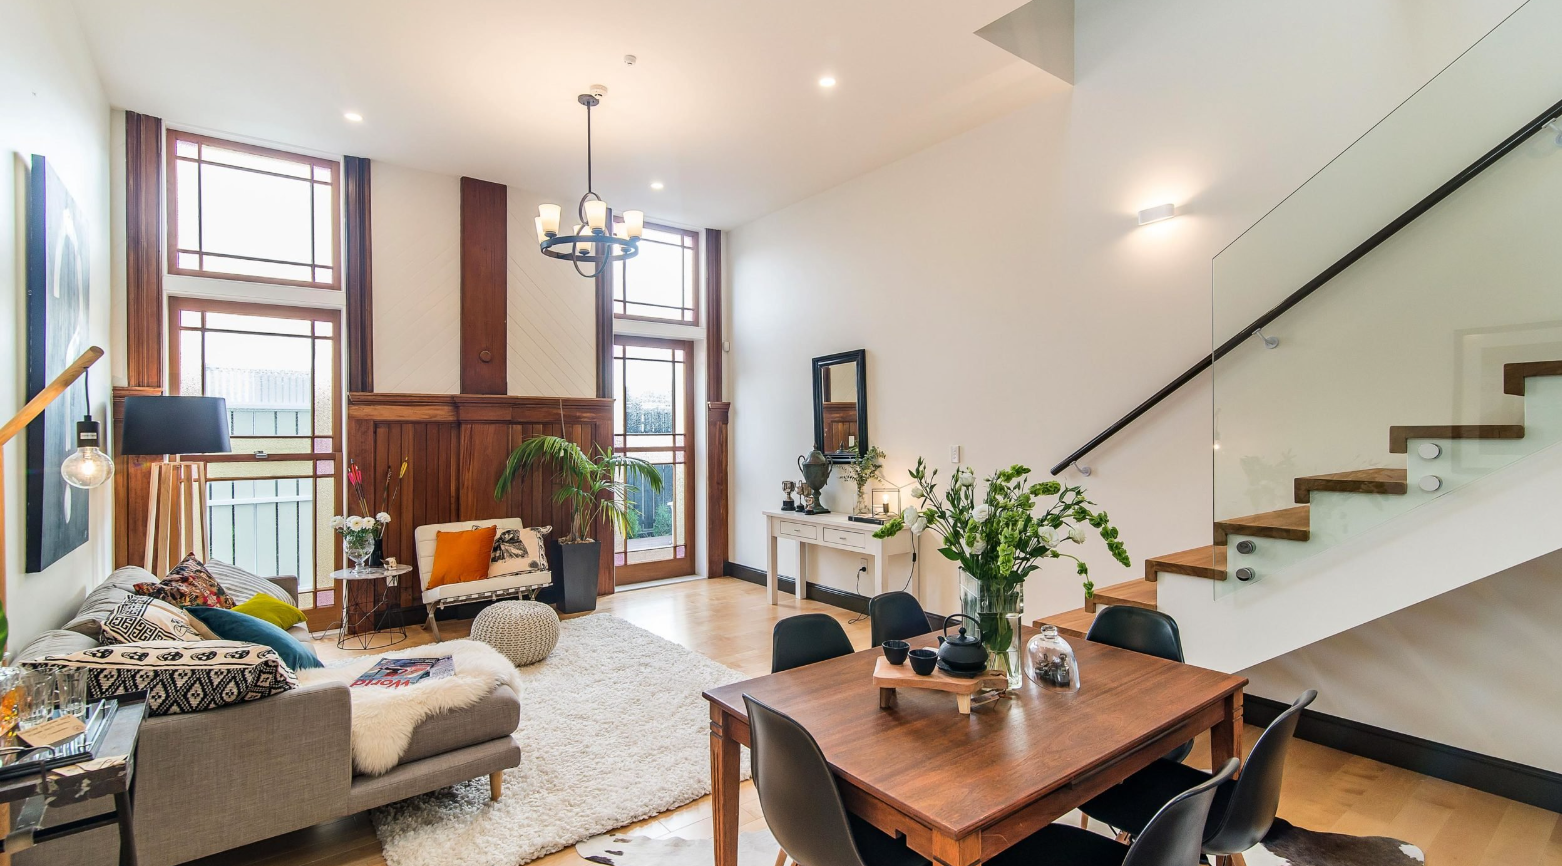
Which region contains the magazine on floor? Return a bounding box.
[351,656,455,688]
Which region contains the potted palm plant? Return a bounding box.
[494,435,664,613]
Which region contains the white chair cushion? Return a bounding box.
[414,518,550,604]
[420,570,552,604]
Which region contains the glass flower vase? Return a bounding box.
[959,570,1024,689]
[343,534,374,573]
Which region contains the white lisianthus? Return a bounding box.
[972,503,992,523]
[959,468,975,488]
[1038,527,1059,547]
[911,517,928,535]
[375,512,391,524]
[969,538,987,555]
[330,515,345,529]
[1068,526,1087,544]
[902,506,920,526]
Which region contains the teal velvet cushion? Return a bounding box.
[185,607,324,671]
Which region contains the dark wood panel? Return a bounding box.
[705,229,724,402]
[459,177,507,395]
[822,402,858,452]
[346,392,615,613]
[707,401,730,577]
[111,386,165,569]
[344,156,374,393]
[595,241,615,399]
[125,111,163,389]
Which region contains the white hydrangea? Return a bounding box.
[1068,526,1087,544]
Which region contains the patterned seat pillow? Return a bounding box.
[23,641,297,716]
[133,554,236,609]
[100,596,204,644]
[488,525,552,579]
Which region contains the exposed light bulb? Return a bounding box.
[61,415,114,489]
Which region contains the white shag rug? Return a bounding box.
[576,830,779,866]
[372,614,750,866]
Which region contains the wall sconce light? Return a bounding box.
[1137,203,1177,225]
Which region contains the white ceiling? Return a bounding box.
[69,0,1057,228]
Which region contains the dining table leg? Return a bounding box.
[1210,690,1245,770]
[709,703,742,866]
[931,829,984,866]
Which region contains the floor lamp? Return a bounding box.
[119,395,231,576]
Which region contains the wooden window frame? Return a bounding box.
[613,221,701,326]
[166,129,343,291]
[612,335,698,583]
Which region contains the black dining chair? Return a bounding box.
[1081,690,1318,866]
[869,591,933,647]
[1002,758,1240,866]
[1085,606,1193,764]
[744,695,930,866]
[772,613,856,673]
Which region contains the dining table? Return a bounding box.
[703,626,1246,866]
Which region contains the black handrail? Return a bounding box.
[1050,94,1562,476]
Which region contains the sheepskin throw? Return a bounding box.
[299,639,520,776]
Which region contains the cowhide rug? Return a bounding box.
[575,831,779,866]
[1245,818,1425,866]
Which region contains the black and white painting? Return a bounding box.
[25,155,91,572]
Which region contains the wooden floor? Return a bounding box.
[196,577,1562,866]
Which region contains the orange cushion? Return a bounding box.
[428,526,498,589]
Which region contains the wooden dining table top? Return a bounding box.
[704,630,1247,839]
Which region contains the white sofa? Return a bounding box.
[413,517,553,640]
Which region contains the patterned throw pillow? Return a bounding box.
[100,596,204,644]
[488,525,551,579]
[133,554,236,609]
[23,641,297,716]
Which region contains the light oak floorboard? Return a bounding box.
[191,577,1560,866]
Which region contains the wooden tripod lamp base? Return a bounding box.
[142,461,209,576]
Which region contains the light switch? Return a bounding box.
[950,445,961,464]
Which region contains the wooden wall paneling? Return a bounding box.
[708,401,731,577]
[344,156,374,392]
[112,386,164,568]
[125,112,164,389]
[705,229,723,402]
[459,177,507,395]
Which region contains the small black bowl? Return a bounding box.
[882,640,910,665]
[908,648,938,676]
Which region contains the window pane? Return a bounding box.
[178,252,200,269]
[175,139,198,158]
[202,330,314,440]
[629,241,686,311]
[314,183,333,264]
[313,166,332,182]
[180,310,202,327]
[200,143,313,179]
[623,359,673,434]
[314,337,332,436]
[315,476,336,591]
[208,460,314,479]
[315,321,333,337]
[205,312,313,336]
[176,159,200,249]
[201,255,314,283]
[199,162,313,263]
[229,437,312,455]
[179,330,203,395]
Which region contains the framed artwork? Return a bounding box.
[25,155,91,572]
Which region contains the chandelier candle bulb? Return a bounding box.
[538,203,561,236]
[534,216,547,245]
[584,199,608,230]
[622,209,644,238]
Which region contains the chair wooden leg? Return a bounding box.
[773,850,787,866]
[489,772,503,801]
[1229,855,1247,866]
[1079,812,1089,829]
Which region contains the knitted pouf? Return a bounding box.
[470,600,560,666]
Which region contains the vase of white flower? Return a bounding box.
[874,458,1131,690]
[332,512,391,574]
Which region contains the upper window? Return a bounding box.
[612,222,699,324]
[166,129,341,290]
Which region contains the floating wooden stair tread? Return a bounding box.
[1294,468,1408,503]
[1144,545,1226,582]
[1086,578,1157,613]
[1213,505,1310,545]
[1033,607,1097,640]
[1388,424,1524,453]
[1503,360,1562,396]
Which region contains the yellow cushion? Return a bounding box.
[232,594,307,630]
[429,526,498,589]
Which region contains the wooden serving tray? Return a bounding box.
[873,657,1009,714]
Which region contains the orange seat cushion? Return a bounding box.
[428,526,498,589]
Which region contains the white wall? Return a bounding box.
[1,0,114,649]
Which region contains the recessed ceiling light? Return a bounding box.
[818,76,837,88]
[343,111,364,123]
[650,181,665,191]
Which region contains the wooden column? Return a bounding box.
[705,229,724,401]
[112,386,165,569]
[125,111,163,389]
[595,243,615,399]
[707,401,731,577]
[459,177,507,395]
[344,156,374,393]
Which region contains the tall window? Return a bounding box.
[166,129,340,289]
[612,337,695,583]
[168,298,342,620]
[612,222,699,324]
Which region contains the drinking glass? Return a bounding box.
[17,671,55,731]
[0,668,23,737]
[54,668,89,718]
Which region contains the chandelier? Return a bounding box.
[535,88,643,278]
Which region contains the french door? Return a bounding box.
[168,297,342,625]
[612,336,696,584]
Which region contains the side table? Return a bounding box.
[329,565,414,650]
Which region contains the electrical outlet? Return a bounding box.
[858,558,868,573]
[950,444,961,464]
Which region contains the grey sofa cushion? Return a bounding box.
[63,566,157,639]
[16,629,97,662]
[370,683,521,772]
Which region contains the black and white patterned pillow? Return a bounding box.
[100,596,204,644]
[488,525,551,579]
[23,641,297,716]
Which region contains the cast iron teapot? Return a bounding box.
[936,613,989,678]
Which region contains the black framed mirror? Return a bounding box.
[812,350,868,464]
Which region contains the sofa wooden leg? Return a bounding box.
[426,605,442,642]
[489,772,503,801]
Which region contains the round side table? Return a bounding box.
[328,565,414,650]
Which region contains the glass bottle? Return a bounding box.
[1025,625,1080,691]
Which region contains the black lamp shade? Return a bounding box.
[120,396,232,456]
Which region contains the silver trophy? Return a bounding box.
[782,480,796,511]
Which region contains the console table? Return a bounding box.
[762,510,912,604]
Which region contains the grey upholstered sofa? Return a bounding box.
[16,566,522,866]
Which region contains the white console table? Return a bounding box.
[763,510,913,605]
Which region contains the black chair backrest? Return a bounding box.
[1204,689,1317,853]
[1122,758,1240,866]
[1085,606,1185,663]
[744,695,867,866]
[869,591,932,647]
[772,613,855,673]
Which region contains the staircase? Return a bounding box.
[1035,360,1562,641]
